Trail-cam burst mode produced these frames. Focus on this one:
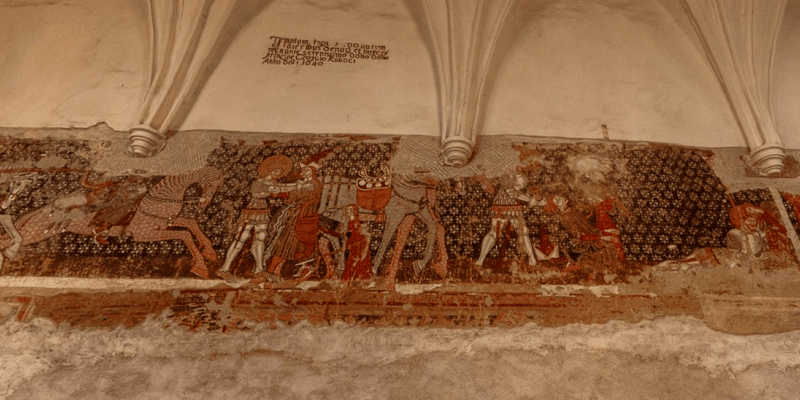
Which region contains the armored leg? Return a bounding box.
[333,239,345,278]
[320,233,344,278]
[219,224,253,273]
[475,219,505,266]
[252,224,269,274]
[263,206,291,262]
[511,219,536,267]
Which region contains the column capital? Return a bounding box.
[682,0,788,175]
[128,125,166,157]
[421,0,516,167]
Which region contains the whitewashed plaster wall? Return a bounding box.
[481,0,743,146]
[0,0,150,130]
[0,0,798,148]
[182,0,439,136]
[774,0,800,148]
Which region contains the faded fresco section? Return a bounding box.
[1,131,799,329]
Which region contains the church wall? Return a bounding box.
[1,127,799,329]
[3,315,800,399]
[773,0,800,149]
[2,1,800,398]
[2,129,800,398]
[5,0,799,148]
[480,0,743,146]
[0,0,149,130]
[0,130,800,399]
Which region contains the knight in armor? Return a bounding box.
[726,203,768,256]
[217,155,298,281]
[475,172,543,272]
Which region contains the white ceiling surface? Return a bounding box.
[0,0,798,148]
[183,0,439,136]
[0,0,150,130]
[773,0,800,148]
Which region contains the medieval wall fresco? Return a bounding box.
[1,131,800,329]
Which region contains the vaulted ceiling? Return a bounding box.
[1,0,799,173]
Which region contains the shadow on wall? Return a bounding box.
[158,0,277,140]
[399,0,527,143]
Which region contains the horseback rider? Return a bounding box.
[84,175,148,245]
[0,173,36,270]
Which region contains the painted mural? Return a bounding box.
[1,135,799,298]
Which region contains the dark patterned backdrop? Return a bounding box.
[614,147,731,262]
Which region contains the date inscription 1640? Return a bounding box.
[262,36,390,67]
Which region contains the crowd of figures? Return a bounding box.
[0,139,798,289]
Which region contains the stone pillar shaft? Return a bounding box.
[421,0,515,167]
[682,0,788,176]
[130,0,240,157]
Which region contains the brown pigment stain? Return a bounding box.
[32,292,175,328]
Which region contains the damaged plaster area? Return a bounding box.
[1,130,800,398]
[2,316,800,399]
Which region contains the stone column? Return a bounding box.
[682,0,788,176]
[129,0,241,157]
[420,0,515,167]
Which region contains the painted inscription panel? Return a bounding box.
[262,36,389,67]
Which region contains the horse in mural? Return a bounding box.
[372,178,448,281]
[318,167,448,285]
[0,166,224,278]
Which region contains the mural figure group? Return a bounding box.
[216,155,317,282]
[0,166,223,277]
[0,138,798,290]
[661,200,795,271]
[546,193,626,272]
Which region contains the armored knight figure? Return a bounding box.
[217,155,299,280]
[726,203,768,257]
[475,172,542,271]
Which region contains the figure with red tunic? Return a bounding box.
[752,201,794,256]
[726,202,793,259]
[546,194,624,271]
[341,204,372,282]
[727,203,769,257]
[261,164,323,281]
[86,175,149,245]
[590,195,627,263]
